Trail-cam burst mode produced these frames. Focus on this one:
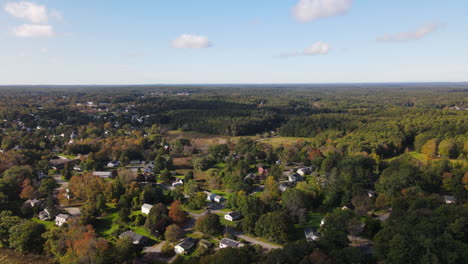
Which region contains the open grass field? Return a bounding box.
[385,151,468,167]
[164,130,316,149]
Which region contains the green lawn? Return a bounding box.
[214,213,238,227]
[182,205,205,214]
[32,218,57,230]
[210,189,228,196]
[95,204,159,241]
[57,153,77,159]
[295,212,324,229]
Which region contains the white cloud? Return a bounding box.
[49,9,63,21]
[377,23,441,42]
[293,0,353,22]
[40,48,48,53]
[4,1,48,23]
[13,24,54,38]
[172,34,212,49]
[279,41,330,58]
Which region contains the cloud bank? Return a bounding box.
[293,0,353,22]
[378,23,440,42]
[5,1,48,23]
[280,41,330,58]
[172,34,212,49]
[13,24,54,38]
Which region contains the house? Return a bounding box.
[49,157,79,170]
[25,198,41,208]
[214,195,225,203]
[175,238,197,254]
[297,167,312,176]
[119,231,150,246]
[93,171,112,179]
[224,211,242,222]
[258,165,270,175]
[275,160,282,165]
[304,227,319,242]
[244,173,258,182]
[107,160,121,168]
[219,238,244,249]
[38,209,51,220]
[141,203,153,215]
[443,195,456,204]
[172,179,184,187]
[279,183,289,192]
[37,171,48,180]
[65,188,73,200]
[130,160,145,166]
[73,165,82,172]
[342,204,355,210]
[367,190,376,198]
[55,214,70,226]
[204,192,217,202]
[320,218,326,227]
[288,173,302,183]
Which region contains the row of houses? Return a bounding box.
[174,237,244,255]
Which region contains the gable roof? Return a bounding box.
[141,203,153,210]
[176,238,196,250]
[56,214,70,220]
[227,211,241,219]
[220,238,241,247]
[119,231,148,243]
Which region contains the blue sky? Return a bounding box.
[1,0,467,84]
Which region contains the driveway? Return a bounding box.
[188,208,282,251]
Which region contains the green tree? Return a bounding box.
[9,220,46,254]
[319,208,355,249]
[164,224,184,242]
[160,168,171,184]
[438,139,458,158]
[254,211,294,243]
[113,237,137,264]
[0,211,21,248]
[195,211,223,236]
[261,176,280,203]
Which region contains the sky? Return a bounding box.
[1,0,468,85]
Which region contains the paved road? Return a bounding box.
[188,207,282,251]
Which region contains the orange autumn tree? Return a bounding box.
[20,179,35,199]
[61,220,110,263]
[69,173,107,201]
[169,200,187,225]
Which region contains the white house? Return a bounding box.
[141,203,153,215]
[304,227,319,242]
[25,198,41,208]
[175,238,196,254]
[93,171,112,179]
[297,167,311,176]
[172,179,184,187]
[320,218,326,227]
[288,173,302,183]
[224,212,241,222]
[55,214,70,226]
[214,195,225,203]
[443,195,456,204]
[107,160,121,168]
[219,238,243,249]
[38,209,51,221]
[119,231,149,246]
